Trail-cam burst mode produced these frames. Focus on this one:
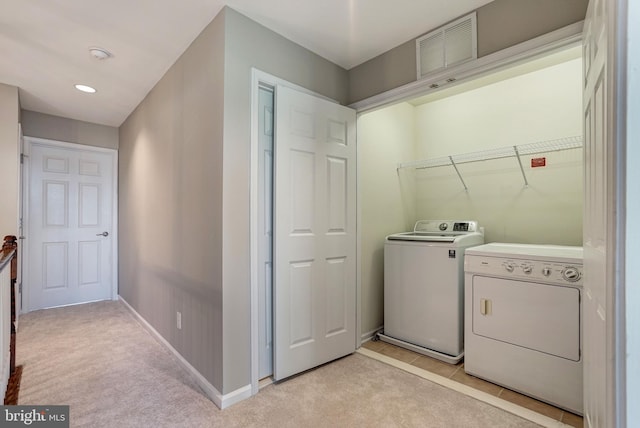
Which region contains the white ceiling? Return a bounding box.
[0,0,495,127]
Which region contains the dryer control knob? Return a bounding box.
[542,267,552,277]
[504,262,515,273]
[522,265,533,274]
[562,267,581,282]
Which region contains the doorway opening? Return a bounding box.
[356,41,585,424]
[357,43,583,347]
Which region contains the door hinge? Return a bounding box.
[18,283,22,293]
[20,153,25,164]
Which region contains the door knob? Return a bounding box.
[96,232,109,237]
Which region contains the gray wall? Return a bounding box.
[0,83,19,237]
[118,11,226,391]
[476,0,589,57]
[348,0,589,103]
[117,6,348,395]
[21,110,119,149]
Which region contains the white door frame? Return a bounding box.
[623,0,640,421]
[22,136,118,312]
[249,69,360,394]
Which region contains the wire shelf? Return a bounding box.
[397,135,583,190]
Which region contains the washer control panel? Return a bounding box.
[466,256,583,286]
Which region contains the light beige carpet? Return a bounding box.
[17,301,541,427]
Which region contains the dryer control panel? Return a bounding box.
[465,256,583,286]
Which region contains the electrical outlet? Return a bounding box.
[177,311,182,330]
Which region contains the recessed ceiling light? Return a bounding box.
[88,47,113,60]
[75,84,97,93]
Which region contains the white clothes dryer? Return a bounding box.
[464,243,583,414]
[379,220,484,364]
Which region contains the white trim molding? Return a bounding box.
[119,297,251,409]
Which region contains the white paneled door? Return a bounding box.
[273,85,356,380]
[258,85,274,379]
[26,140,116,311]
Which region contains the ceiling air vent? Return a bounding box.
[416,12,477,80]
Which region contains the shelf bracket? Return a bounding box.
[449,156,468,191]
[513,145,529,186]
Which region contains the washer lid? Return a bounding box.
[387,232,457,242]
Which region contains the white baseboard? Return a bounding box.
[218,384,252,409]
[118,296,252,409]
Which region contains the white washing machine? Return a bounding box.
[379,220,484,364]
[464,243,583,414]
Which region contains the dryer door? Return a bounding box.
[472,276,580,361]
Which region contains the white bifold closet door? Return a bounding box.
[273,85,356,380]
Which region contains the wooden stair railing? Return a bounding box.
[2,235,17,375]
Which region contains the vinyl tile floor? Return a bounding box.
[361,340,583,428]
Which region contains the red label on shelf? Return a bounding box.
[531,157,546,167]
